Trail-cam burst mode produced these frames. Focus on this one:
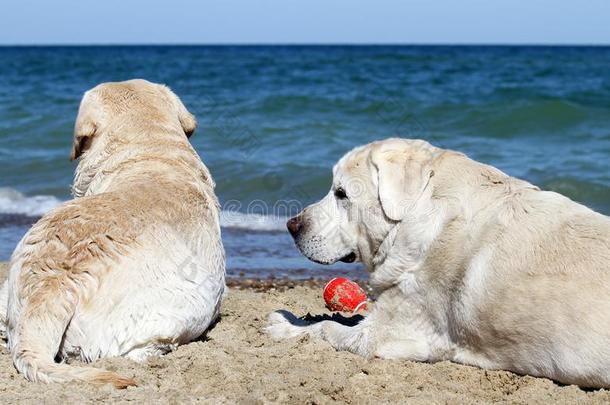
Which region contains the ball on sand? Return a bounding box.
[323,277,368,312]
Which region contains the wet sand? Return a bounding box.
[1,262,609,403]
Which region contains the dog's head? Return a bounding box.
[70,79,197,161]
[287,138,440,268]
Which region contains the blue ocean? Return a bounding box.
[0,46,609,279]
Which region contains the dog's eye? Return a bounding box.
[334,187,347,200]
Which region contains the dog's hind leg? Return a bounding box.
[8,272,136,388]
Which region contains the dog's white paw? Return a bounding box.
[125,343,177,362]
[265,311,308,341]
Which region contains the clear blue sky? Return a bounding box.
[2,0,609,45]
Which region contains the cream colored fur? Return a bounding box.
[268,138,610,388]
[0,79,225,388]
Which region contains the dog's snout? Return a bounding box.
[287,216,302,237]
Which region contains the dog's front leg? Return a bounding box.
[266,310,373,357]
[266,285,440,362]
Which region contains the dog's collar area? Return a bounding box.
[371,221,401,267]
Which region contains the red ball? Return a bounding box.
[323,277,368,312]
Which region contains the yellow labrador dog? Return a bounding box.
[268,138,610,388]
[0,80,225,388]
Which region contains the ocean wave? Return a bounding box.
[0,188,62,217]
[0,187,288,232]
[220,211,286,232]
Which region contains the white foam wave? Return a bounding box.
[0,188,63,217]
[0,187,287,232]
[220,211,287,232]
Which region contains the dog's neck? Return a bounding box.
[368,206,447,293]
[72,139,111,198]
[370,221,401,269]
[72,131,214,198]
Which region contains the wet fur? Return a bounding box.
[0,80,225,388]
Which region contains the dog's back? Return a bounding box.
[445,160,610,387]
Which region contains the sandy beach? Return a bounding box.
[1,263,609,403]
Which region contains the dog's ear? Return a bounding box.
[71,91,102,161]
[159,85,197,138]
[371,142,435,221]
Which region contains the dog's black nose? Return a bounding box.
[286,216,302,237]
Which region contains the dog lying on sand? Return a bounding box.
[269,138,610,388]
[0,79,225,388]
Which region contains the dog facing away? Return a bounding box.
[268,138,610,388]
[0,79,225,388]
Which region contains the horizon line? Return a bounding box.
[1,42,610,47]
